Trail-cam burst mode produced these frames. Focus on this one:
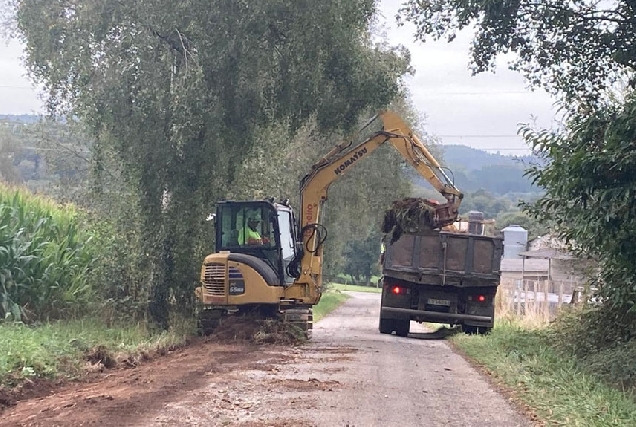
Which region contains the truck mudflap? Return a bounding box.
[381,307,492,323]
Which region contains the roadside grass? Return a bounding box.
[450,321,636,426]
[328,283,382,294]
[334,274,380,286]
[0,291,351,387]
[313,291,350,322]
[0,318,193,387]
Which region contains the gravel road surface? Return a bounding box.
[0,291,530,427]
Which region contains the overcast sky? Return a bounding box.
[0,0,559,154]
[377,0,559,154]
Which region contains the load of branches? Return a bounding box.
[381,198,440,243]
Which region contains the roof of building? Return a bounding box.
[501,258,549,273]
[518,248,575,260]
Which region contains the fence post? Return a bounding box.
[508,282,514,315]
[544,279,550,322]
[532,277,539,319]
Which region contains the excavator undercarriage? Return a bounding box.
[197,305,313,338]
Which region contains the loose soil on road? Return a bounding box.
[0,292,531,427]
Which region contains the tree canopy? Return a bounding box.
[523,100,636,339]
[399,0,636,106]
[11,0,412,326]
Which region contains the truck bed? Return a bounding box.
[383,230,503,287]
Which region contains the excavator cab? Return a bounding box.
[213,200,299,287]
[196,199,303,333]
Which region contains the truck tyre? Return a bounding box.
[395,319,410,337]
[463,325,491,335]
[379,317,394,334]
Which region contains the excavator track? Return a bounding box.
[280,307,313,339]
[197,306,313,339]
[197,308,225,336]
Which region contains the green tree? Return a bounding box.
[398,0,636,340]
[13,0,410,326]
[0,123,23,184]
[459,189,512,219]
[398,0,636,106]
[342,230,382,286]
[523,102,636,341]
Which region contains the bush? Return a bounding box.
[548,305,636,391]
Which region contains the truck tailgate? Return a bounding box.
[383,230,503,287]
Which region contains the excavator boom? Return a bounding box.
[287,111,463,305]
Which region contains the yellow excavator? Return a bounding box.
[195,111,463,334]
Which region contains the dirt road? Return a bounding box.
[1,292,530,427]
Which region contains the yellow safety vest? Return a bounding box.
[238,227,262,245]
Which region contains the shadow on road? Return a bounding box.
[407,326,463,340]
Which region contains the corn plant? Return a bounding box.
[0,184,95,322]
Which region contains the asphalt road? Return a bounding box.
[291,291,530,427]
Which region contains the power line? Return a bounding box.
[437,135,522,138]
[23,146,90,152]
[442,149,533,152]
[425,91,533,95]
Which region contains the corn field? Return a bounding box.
[0,183,94,322]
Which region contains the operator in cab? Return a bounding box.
[239,214,270,246]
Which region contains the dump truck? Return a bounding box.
[379,222,503,336]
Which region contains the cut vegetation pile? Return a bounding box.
[382,197,439,243]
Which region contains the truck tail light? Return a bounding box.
[384,280,407,295]
[468,295,487,302]
[477,295,486,302]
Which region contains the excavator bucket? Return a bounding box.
[432,203,458,229]
[382,198,458,243]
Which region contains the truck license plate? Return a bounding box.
[428,298,450,306]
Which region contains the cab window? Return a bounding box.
[218,204,275,248]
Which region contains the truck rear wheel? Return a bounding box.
[395,319,410,337]
[379,317,394,334]
[463,325,491,335]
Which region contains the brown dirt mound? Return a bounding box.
[0,389,16,409]
[0,378,60,413]
[85,345,117,369]
[208,316,307,345]
[382,198,440,243]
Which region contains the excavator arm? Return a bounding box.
[286,111,463,305]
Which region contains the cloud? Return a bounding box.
[378,0,559,154]
[0,1,559,155]
[0,40,43,114]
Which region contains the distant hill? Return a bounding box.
[0,114,41,124]
[408,144,544,197]
[441,144,540,172]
